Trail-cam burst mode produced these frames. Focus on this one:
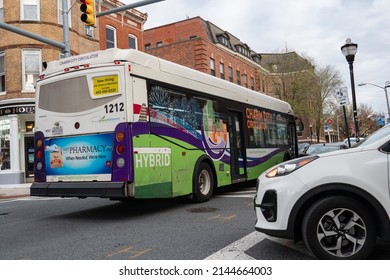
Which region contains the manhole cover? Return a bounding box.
[187,207,219,213]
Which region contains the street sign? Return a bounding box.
[335,87,350,107]
[376,114,385,127]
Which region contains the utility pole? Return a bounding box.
[96,0,165,17]
[62,0,71,57]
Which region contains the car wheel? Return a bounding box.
[192,162,214,203]
[302,196,376,259]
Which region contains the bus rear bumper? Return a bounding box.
[30,182,127,198]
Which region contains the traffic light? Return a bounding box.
[80,0,95,26]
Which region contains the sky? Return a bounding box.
[123,0,390,118]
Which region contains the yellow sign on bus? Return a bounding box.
[93,75,119,96]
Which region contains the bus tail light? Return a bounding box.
[117,144,125,155]
[116,158,125,168]
[34,131,46,182]
[112,123,134,182]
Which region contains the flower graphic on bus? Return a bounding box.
[148,86,228,160]
[201,100,227,160]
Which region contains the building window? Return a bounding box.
[219,63,225,79]
[228,67,233,82]
[128,34,137,49]
[217,34,231,49]
[236,70,241,85]
[236,45,250,58]
[21,0,40,21]
[22,49,41,92]
[252,54,261,64]
[145,43,151,50]
[0,119,11,171]
[0,0,4,22]
[0,52,5,94]
[243,74,248,88]
[210,58,215,76]
[274,83,281,97]
[106,26,116,49]
[58,0,71,27]
[250,77,255,90]
[156,41,163,48]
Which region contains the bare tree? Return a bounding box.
[331,104,380,138]
[313,65,343,142]
[261,50,345,143]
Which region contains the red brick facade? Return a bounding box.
[144,17,272,95]
[143,17,320,143]
[98,0,147,50]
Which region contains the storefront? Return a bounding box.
[0,98,35,184]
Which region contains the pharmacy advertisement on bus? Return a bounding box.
[44,134,114,181]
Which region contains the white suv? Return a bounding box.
[254,125,390,259]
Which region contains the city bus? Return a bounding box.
[31,48,297,202]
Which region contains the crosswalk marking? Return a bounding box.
[214,189,256,198]
[205,231,313,260]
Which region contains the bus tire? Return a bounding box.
[192,161,214,203]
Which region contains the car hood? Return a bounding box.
[312,143,380,158]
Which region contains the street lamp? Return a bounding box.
[341,38,360,140]
[358,81,390,122]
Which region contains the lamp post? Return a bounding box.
[341,38,359,140]
[358,81,390,123]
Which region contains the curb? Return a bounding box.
[0,186,31,200]
[0,194,30,200]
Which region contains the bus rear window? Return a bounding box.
[38,76,120,113]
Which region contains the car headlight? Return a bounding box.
[266,155,318,178]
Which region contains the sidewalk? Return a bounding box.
[0,183,31,199]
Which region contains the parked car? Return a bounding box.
[298,142,310,156]
[343,137,365,147]
[303,142,348,156]
[254,125,390,259]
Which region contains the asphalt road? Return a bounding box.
[0,187,255,260]
[1,185,390,260]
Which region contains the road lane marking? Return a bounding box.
[207,214,236,221]
[107,245,152,259]
[205,231,313,260]
[214,190,256,199]
[205,231,263,260]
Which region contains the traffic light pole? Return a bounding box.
[61,0,71,57]
[96,0,165,17]
[0,0,71,57]
[0,21,66,51]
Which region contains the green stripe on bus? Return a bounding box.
[134,182,173,198]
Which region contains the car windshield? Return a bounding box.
[305,144,341,154]
[355,125,390,147]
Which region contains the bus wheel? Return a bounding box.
[192,162,214,203]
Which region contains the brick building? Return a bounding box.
[143,17,320,143]
[0,0,146,184]
[98,0,147,50]
[144,17,273,94]
[0,2,319,184]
